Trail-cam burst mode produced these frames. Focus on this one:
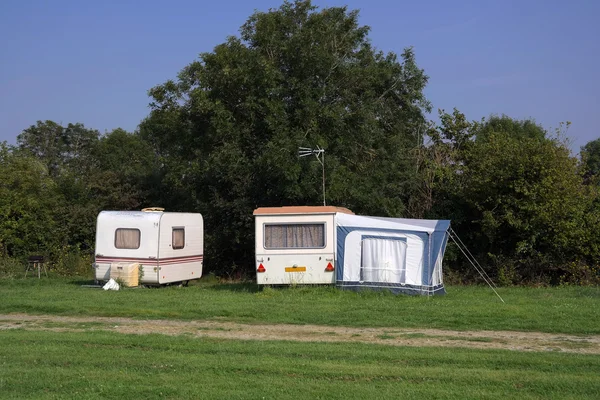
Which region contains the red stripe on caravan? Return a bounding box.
[159,257,204,265]
[95,257,158,264]
[95,255,203,264]
[159,261,203,266]
[159,254,204,263]
[159,255,204,262]
[95,256,155,262]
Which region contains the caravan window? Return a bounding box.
[115,229,141,249]
[172,228,185,249]
[264,224,325,249]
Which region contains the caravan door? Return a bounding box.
[360,238,407,283]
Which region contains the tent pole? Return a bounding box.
[449,231,505,303]
[450,228,497,288]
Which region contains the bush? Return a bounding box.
[558,261,600,286]
[53,248,93,277]
[0,257,25,279]
[430,113,600,284]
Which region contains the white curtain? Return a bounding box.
[360,239,407,283]
[115,229,140,249]
[265,224,324,248]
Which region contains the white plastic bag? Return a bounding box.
[103,278,120,291]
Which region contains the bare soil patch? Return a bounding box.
[1,313,599,354]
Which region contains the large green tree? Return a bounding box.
[141,0,431,274]
[10,122,157,255]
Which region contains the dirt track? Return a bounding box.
[1,313,599,355]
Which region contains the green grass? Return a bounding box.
[0,329,598,399]
[0,278,599,334]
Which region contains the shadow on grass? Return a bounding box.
[201,282,260,293]
[69,279,97,286]
[64,277,260,293]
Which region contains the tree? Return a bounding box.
[141,0,431,275]
[462,131,595,282]
[17,121,100,177]
[16,121,101,251]
[53,128,159,251]
[581,138,600,179]
[475,114,546,143]
[424,112,600,283]
[0,143,63,258]
[91,128,159,210]
[13,122,157,254]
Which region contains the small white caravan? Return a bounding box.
[93,208,203,285]
[254,206,450,295]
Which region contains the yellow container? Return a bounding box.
[109,262,139,287]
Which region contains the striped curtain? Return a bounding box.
[265,224,324,248]
[115,229,140,249]
[172,228,185,249]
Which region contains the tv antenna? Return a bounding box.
[298,146,326,206]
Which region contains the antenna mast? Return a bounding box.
[298,146,326,206]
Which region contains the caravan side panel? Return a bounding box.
[157,213,203,284]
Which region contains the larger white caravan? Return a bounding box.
[254,206,353,285]
[94,209,203,285]
[254,206,450,295]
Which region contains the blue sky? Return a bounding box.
[1,0,598,151]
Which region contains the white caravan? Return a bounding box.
[254,206,354,285]
[254,206,450,295]
[93,209,203,285]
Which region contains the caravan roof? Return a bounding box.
[253,206,354,216]
[98,211,163,224]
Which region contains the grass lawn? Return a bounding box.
[1,329,599,399]
[0,278,598,334]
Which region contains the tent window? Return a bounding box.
[172,228,185,250]
[360,238,407,283]
[264,224,325,249]
[115,229,141,249]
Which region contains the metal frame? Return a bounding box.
[298,146,326,206]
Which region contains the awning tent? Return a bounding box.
[335,213,450,295]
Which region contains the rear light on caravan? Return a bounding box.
[325,262,334,272]
[257,263,266,273]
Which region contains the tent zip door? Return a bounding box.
[360,237,407,284]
